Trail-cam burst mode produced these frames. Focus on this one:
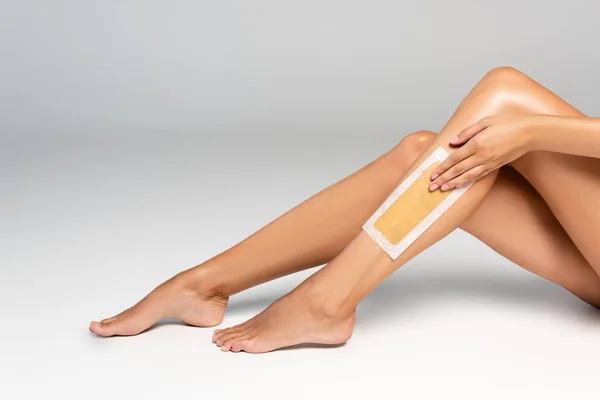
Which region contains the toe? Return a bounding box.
[230,340,245,352]
[214,329,227,346]
[238,333,271,354]
[220,329,250,352]
[98,305,136,326]
[90,299,164,337]
[100,309,128,325]
[231,339,257,353]
[214,317,257,346]
[212,329,224,343]
[89,321,103,334]
[100,314,121,325]
[224,325,254,345]
[220,339,233,352]
[228,328,262,353]
[214,325,243,346]
[237,338,259,353]
[215,328,235,346]
[98,319,129,337]
[89,320,115,337]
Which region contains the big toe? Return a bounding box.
[90,315,145,337]
[89,320,117,337]
[90,317,136,337]
[90,300,164,337]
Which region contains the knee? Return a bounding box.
[483,66,528,85]
[387,130,436,165]
[478,66,534,113]
[397,130,437,154]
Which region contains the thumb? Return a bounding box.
[449,117,490,145]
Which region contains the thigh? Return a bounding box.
[460,166,600,306]
[511,150,600,273]
[479,67,600,275]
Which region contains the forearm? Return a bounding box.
[526,115,600,158]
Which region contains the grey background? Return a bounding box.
[1,0,599,140]
[2,1,600,399]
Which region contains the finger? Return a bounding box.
[449,117,491,146]
[430,143,476,181]
[442,165,489,190]
[429,153,481,191]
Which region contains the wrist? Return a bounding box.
[520,115,544,152]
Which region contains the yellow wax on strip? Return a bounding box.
[363,146,472,260]
[373,161,452,244]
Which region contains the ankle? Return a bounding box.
[302,283,356,321]
[174,263,231,299]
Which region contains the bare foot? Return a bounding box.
[89,269,229,337]
[212,286,355,353]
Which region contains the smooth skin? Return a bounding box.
[433,114,600,191]
[90,67,600,353]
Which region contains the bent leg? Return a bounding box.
[467,66,600,274]
[461,166,600,307]
[512,150,600,275]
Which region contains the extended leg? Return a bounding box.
[94,67,512,337]
[89,131,441,336]
[214,67,600,352]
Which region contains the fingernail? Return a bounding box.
[429,183,438,191]
[449,136,459,144]
[430,173,439,180]
[441,183,450,191]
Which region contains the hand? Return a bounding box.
[428,115,535,191]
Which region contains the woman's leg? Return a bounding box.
[89,130,446,336]
[214,67,600,353]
